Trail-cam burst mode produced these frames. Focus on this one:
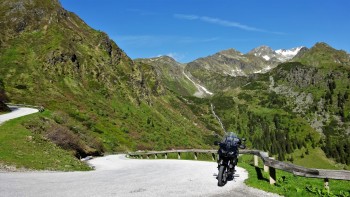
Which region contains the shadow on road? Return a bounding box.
[213,171,240,187]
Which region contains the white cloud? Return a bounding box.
[199,16,262,32]
[174,14,284,34]
[174,14,199,20]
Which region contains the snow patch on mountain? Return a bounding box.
[223,68,247,77]
[275,46,304,61]
[228,68,246,77]
[254,65,273,74]
[183,71,213,97]
[262,55,271,61]
[249,46,304,62]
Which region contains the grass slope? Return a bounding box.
[239,155,350,197]
[0,111,90,171]
[0,0,215,165]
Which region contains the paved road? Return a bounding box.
[0,106,39,124]
[0,155,278,197]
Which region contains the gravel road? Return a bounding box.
[0,106,39,124]
[0,155,279,197]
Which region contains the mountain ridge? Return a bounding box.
[1,0,349,171]
[0,0,214,161]
[249,45,305,62]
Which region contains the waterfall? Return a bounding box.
[211,103,226,133]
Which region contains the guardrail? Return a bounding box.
[6,103,45,112]
[128,149,350,191]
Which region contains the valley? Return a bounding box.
[0,0,349,175]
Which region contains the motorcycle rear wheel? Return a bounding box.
[217,165,227,186]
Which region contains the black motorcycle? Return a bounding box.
[214,132,246,186]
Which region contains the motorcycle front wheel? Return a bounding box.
[217,165,227,186]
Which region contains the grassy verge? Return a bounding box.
[239,155,350,197]
[0,111,91,171]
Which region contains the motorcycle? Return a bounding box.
[214,133,246,187]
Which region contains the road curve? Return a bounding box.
[0,155,279,197]
[0,106,39,124]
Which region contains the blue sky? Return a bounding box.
[60,0,350,63]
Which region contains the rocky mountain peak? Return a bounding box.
[249,45,304,62]
[154,56,179,64]
[313,42,332,48]
[135,56,183,68]
[249,45,274,53]
[248,46,275,61]
[217,48,243,57]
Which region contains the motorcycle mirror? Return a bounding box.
[239,144,246,149]
[241,138,246,142]
[214,141,220,146]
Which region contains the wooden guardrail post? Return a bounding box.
[264,164,269,173]
[155,154,158,159]
[254,155,259,167]
[269,167,276,185]
[269,157,276,185]
[128,149,350,183]
[212,153,216,161]
[324,178,330,193]
[263,152,269,172]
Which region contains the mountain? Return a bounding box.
[292,42,350,68]
[163,42,349,166]
[135,56,197,96]
[1,0,349,170]
[200,43,350,166]
[248,45,305,62]
[0,0,215,167]
[136,56,217,98]
[184,48,276,92]
[187,48,276,76]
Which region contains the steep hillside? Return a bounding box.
[185,48,278,91]
[190,43,350,166]
[293,42,350,68]
[1,0,349,170]
[135,56,197,96]
[0,0,214,168]
[269,62,350,164]
[171,42,349,167]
